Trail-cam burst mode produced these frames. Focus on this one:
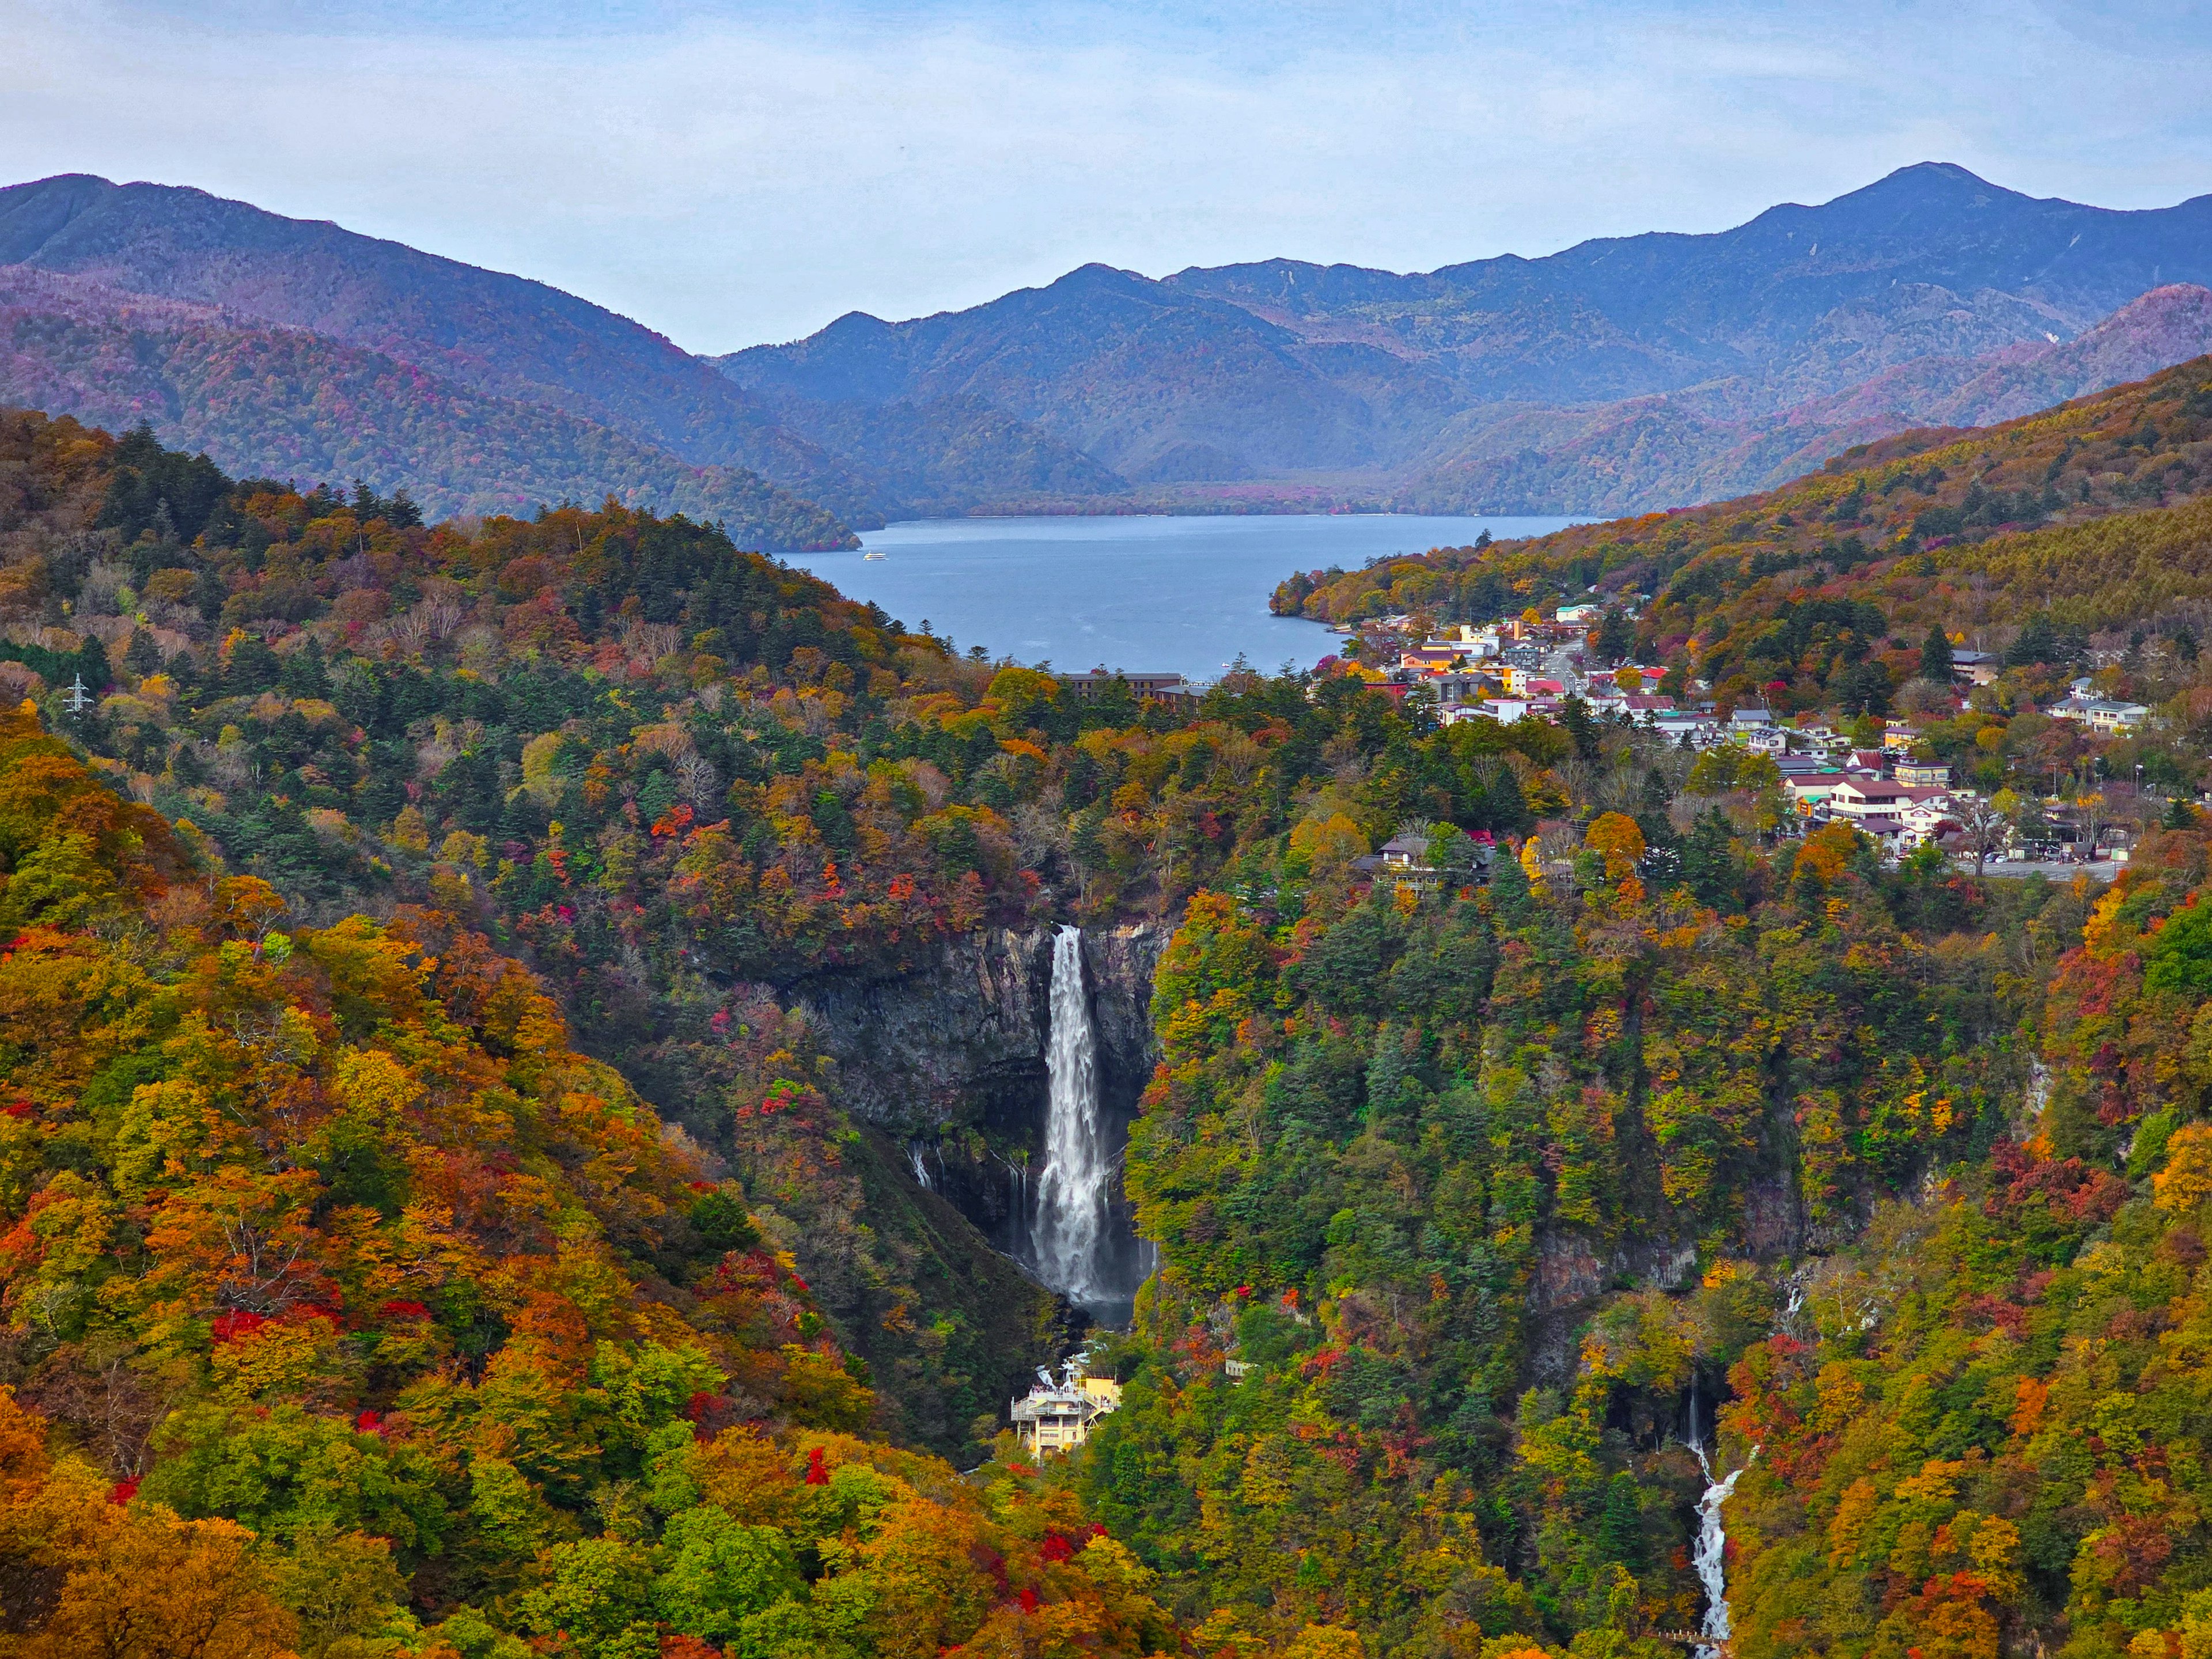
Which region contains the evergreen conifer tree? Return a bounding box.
[1919,624,1954,683]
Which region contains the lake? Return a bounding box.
[784,513,1580,683]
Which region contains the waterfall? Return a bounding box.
[1687,1401,1758,1659]
[1033,925,1112,1303]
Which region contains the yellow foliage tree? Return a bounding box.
[2155,1123,2212,1212]
[1584,813,1645,882]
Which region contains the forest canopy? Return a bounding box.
[7,389,2212,1658]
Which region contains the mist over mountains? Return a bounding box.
[4,162,2212,538]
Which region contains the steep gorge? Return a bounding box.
[788,921,1166,1307]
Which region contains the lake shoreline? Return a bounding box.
[785,512,1577,683]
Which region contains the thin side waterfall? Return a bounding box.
[1687,1384,1758,1659]
[1033,925,1112,1302]
[1006,1159,1028,1259]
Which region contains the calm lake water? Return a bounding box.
[785,513,1579,683]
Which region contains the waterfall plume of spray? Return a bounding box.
[1033,926,1112,1304]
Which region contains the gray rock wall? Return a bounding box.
[787,922,1171,1271]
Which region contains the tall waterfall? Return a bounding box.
[1688,1405,1758,1659]
[1033,925,1112,1302]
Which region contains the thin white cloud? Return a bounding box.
[2,0,2209,350]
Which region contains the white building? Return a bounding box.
[1828,779,1955,830]
[2048,696,2151,733]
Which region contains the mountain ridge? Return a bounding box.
[728,162,2212,505]
[0,172,906,529]
[0,263,859,548]
[11,165,2212,524]
[1393,281,2212,514]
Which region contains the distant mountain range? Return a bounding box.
[1396,281,2212,515]
[4,163,2212,535]
[727,163,2212,512]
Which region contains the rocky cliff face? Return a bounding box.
[789,921,1170,1279]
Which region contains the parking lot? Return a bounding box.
[1960,857,2122,881]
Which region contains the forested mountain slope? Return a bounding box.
[0,704,1179,1658]
[0,173,1113,528]
[1172,162,2212,407]
[0,268,856,548]
[1397,283,2212,517]
[12,166,2212,522]
[1082,797,2212,1657]
[1279,349,2212,709]
[15,394,2212,1656]
[0,173,878,527]
[721,263,1464,483]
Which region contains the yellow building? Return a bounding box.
[1010,1372,1122,1455]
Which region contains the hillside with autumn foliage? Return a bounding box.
[1275,353,2212,717]
[0,704,1183,1658]
[21,392,2212,1659]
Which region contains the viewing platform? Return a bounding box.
[1010,1366,1122,1455]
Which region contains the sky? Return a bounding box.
[5,1,2211,353]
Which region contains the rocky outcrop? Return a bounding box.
[788,921,1171,1285]
[790,927,1058,1140]
[1086,923,1170,1109]
[790,922,1169,1138]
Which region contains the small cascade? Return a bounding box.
[1006,1158,1028,1259]
[1687,1388,1758,1659]
[908,1142,933,1191]
[1032,925,1113,1304]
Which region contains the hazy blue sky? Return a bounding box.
[5,1,2210,351]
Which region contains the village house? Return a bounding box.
[1651,710,1725,747]
[1379,831,1429,869]
[1399,642,1469,674]
[1445,698,1530,725]
[1785,772,1849,815]
[1503,666,1566,696]
[1828,778,1955,830]
[1827,778,1914,825]
[1058,671,1199,712]
[2048,695,2152,733]
[1950,649,1999,685]
[1898,798,1963,850]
